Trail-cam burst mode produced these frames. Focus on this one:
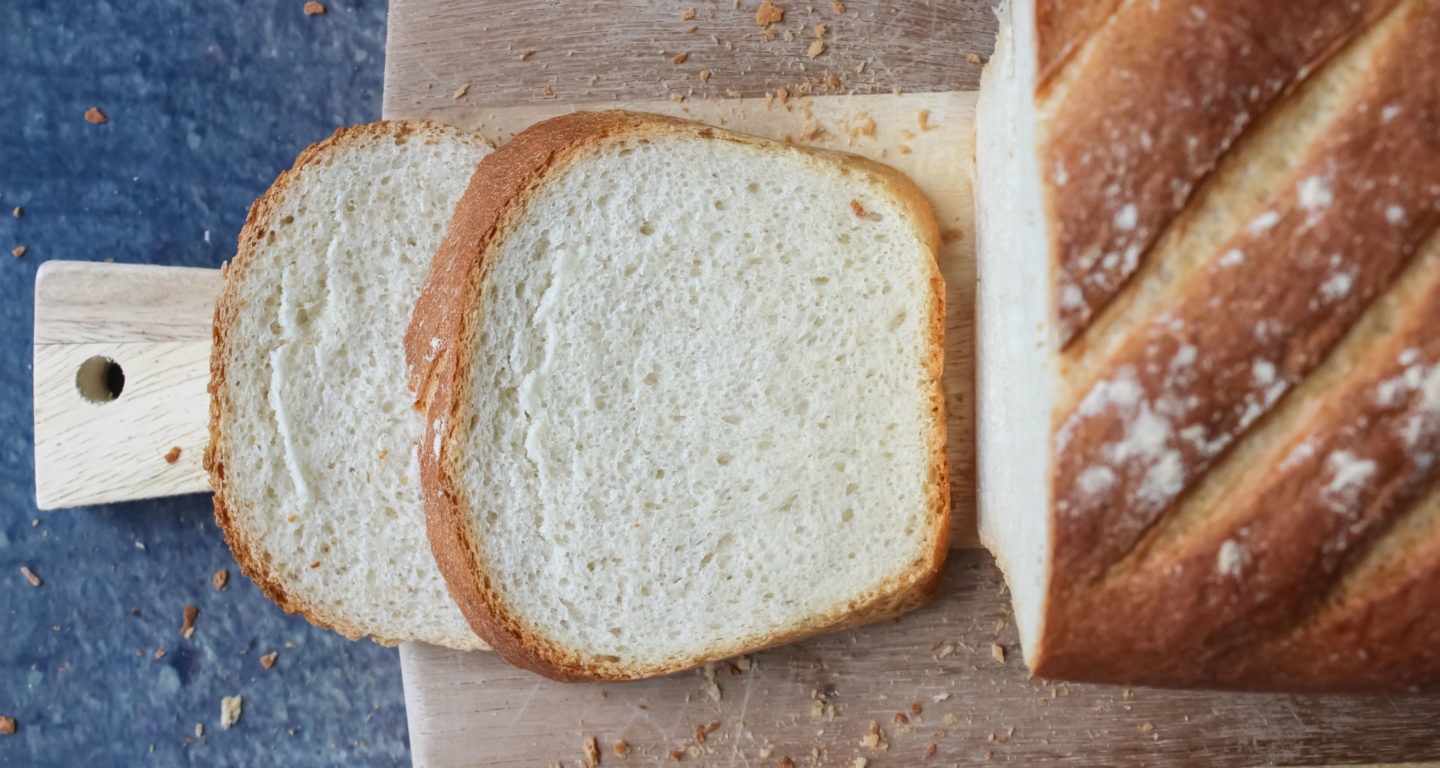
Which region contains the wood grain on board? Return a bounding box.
[401,553,1440,768]
[32,261,216,509]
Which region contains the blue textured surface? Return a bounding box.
[1,2,411,765]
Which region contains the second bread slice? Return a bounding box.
[407,111,949,681]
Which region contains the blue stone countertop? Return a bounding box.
[2,2,414,765]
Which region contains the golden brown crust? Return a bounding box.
[1033,0,1121,86]
[1043,0,1398,345]
[206,120,492,649]
[406,110,949,682]
[1028,0,1440,691]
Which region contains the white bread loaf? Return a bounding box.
[406,111,950,681]
[977,0,1440,691]
[207,121,491,649]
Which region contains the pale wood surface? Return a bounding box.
[32,261,217,509]
[381,2,1440,767]
[401,553,1440,768]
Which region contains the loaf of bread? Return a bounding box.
[207,121,491,649]
[406,111,949,681]
[977,0,1440,691]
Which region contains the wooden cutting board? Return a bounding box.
[30,1,1440,766]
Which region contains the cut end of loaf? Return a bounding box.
[412,111,949,680]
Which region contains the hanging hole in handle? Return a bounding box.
[76,356,125,404]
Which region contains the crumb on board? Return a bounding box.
[520,50,535,61]
[220,696,242,729]
[776,87,790,104]
[682,8,696,20]
[20,566,41,587]
[932,692,951,702]
[849,199,865,217]
[613,740,629,756]
[0,717,15,735]
[992,643,1006,663]
[453,82,470,100]
[699,69,711,83]
[213,569,228,590]
[261,652,278,670]
[181,605,198,639]
[833,1,845,11]
[860,721,888,750]
[11,207,21,218]
[924,743,937,759]
[672,52,689,64]
[815,23,827,37]
[669,748,685,761]
[807,40,825,58]
[164,446,182,464]
[779,757,796,768]
[12,246,25,258]
[911,702,922,716]
[584,735,601,766]
[85,107,107,124]
[154,649,165,658]
[968,53,982,64]
[1140,722,1155,732]
[303,1,325,14]
[917,109,932,131]
[756,1,783,26]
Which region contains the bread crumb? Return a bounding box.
[613,740,629,756]
[85,107,107,124]
[699,69,711,83]
[924,743,937,759]
[759,744,774,758]
[670,92,683,102]
[701,662,722,701]
[164,446,182,464]
[967,53,982,64]
[814,23,827,37]
[220,696,242,729]
[672,52,688,65]
[11,207,20,218]
[911,702,922,716]
[833,0,845,11]
[756,1,783,26]
[860,721,888,750]
[181,605,197,639]
[584,735,601,766]
[20,566,41,587]
[932,692,950,702]
[303,1,325,13]
[453,82,470,100]
[260,652,278,670]
[779,758,796,768]
[195,723,204,738]
[991,644,1005,663]
[695,723,707,743]
[11,246,25,258]
[213,569,228,590]
[686,25,698,33]
[1140,722,1154,732]
[942,714,958,726]
[669,748,685,761]
[682,8,696,19]
[917,109,932,131]
[154,649,165,658]
[0,717,14,735]
[776,87,790,104]
[807,40,825,58]
[855,60,866,74]
[1123,688,1134,700]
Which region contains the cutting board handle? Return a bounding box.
[32,261,223,509]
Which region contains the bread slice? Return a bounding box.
[977,0,1440,691]
[207,121,492,649]
[405,111,948,681]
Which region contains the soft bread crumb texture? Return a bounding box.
[453,130,940,672]
[215,124,489,649]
